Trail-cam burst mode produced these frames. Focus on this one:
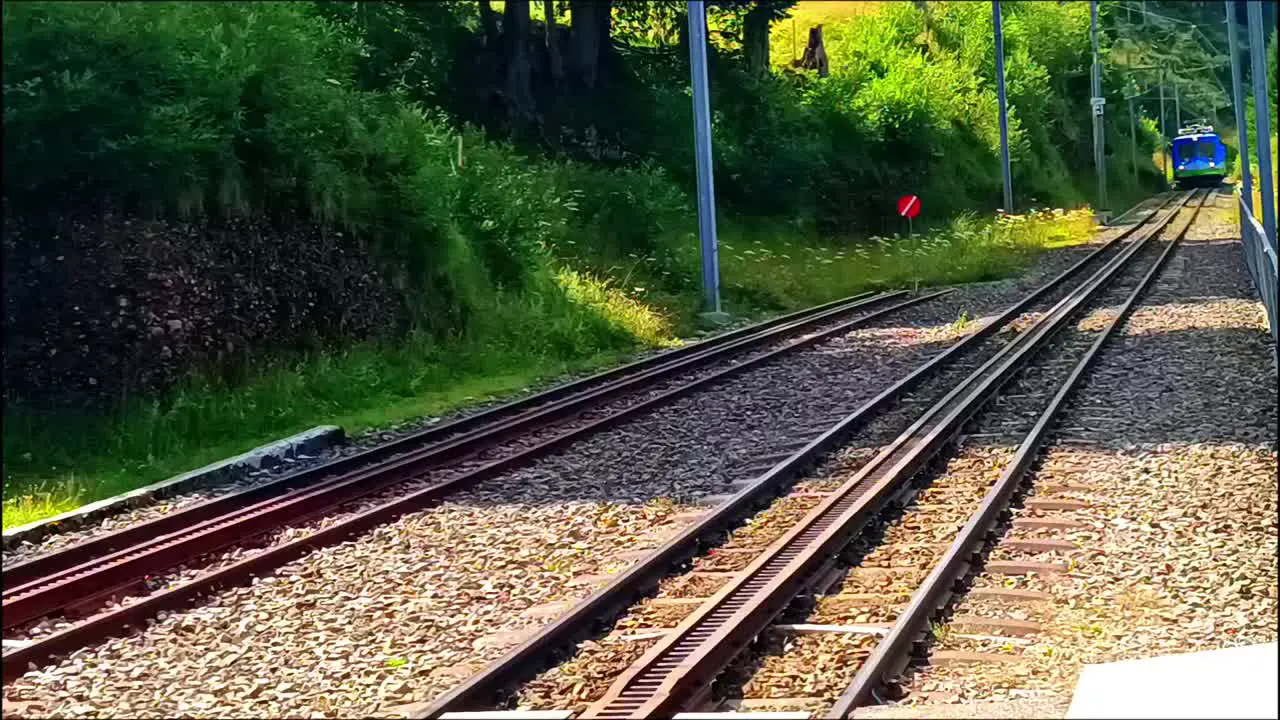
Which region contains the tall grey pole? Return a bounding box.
[993,0,1013,212]
[1226,0,1253,213]
[1128,94,1139,182]
[1090,0,1108,211]
[1159,70,1168,187]
[687,1,721,315]
[1174,76,1181,130]
[1247,0,1276,246]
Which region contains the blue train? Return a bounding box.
[1171,123,1227,187]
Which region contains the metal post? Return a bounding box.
[1174,76,1181,131]
[1226,0,1253,214]
[1128,94,1139,182]
[1090,0,1108,211]
[1159,70,1169,187]
[1247,0,1276,247]
[993,0,1013,212]
[687,0,722,316]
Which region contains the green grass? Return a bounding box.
[2,342,642,529]
[2,269,671,529]
[2,207,1095,529]
[718,208,1094,311]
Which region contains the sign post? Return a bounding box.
[897,194,921,232]
[1090,0,1108,214]
[898,194,922,291]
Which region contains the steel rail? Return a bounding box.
[826,189,1208,719]
[2,291,948,681]
[2,290,891,589]
[417,192,1184,719]
[580,192,1193,718]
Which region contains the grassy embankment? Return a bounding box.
[3,209,1092,528]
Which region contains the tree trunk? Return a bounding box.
[798,24,828,77]
[479,0,498,48]
[744,2,772,76]
[569,0,612,90]
[504,0,536,129]
[544,0,564,83]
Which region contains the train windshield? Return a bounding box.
[1175,139,1217,164]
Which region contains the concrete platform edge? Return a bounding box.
[3,424,344,550]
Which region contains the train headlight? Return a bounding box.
[1209,161,1216,168]
[1178,165,1186,171]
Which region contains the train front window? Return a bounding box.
[1175,141,1216,164]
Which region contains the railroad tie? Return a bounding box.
[1023,498,1088,511]
[1011,516,1085,530]
[965,587,1052,604]
[771,623,893,637]
[820,592,912,604]
[983,560,1069,576]
[928,650,1024,666]
[948,615,1042,637]
[1003,538,1078,554]
[720,698,822,711]
[670,707,808,712]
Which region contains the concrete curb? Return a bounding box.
[3,425,345,551]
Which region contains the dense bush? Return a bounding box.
[2,1,695,404]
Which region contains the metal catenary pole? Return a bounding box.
[1225,0,1253,216]
[1091,0,1108,211]
[1246,0,1276,247]
[1159,69,1169,187]
[1174,74,1182,130]
[993,0,1013,212]
[1128,93,1139,182]
[687,0,722,314]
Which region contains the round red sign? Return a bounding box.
[897,194,921,219]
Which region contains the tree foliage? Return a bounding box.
[3,0,1174,407]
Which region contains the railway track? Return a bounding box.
[2,285,948,680]
[421,190,1202,719]
[811,191,1209,719]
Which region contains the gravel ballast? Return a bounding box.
[2,206,1198,719]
